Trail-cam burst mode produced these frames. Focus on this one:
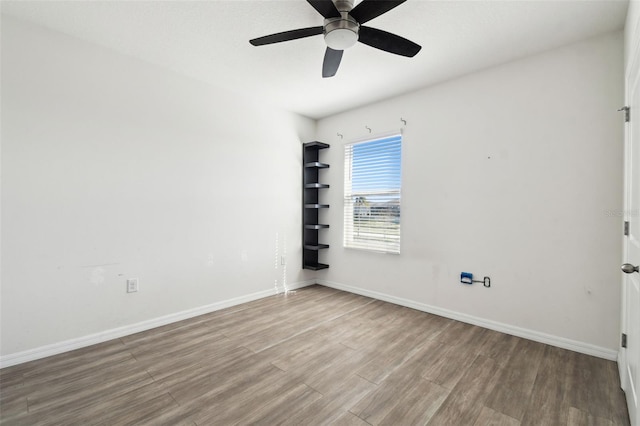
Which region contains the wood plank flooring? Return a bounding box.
[0,285,630,425]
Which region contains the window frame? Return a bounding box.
[343,132,403,254]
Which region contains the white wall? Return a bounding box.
[0,16,315,359]
[0,15,626,364]
[317,32,624,353]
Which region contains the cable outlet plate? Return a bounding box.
[127,278,139,293]
[460,272,473,285]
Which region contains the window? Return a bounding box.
[344,133,402,253]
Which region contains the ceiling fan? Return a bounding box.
[249,0,421,78]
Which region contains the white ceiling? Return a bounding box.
[1,0,629,119]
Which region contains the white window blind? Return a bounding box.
[344,133,402,253]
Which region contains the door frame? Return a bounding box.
[619,24,640,426]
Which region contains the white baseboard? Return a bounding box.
[317,279,619,361]
[2,278,617,368]
[0,280,316,369]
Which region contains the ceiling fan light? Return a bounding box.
[325,28,358,50]
[323,16,359,50]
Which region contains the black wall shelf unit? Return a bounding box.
[303,141,330,270]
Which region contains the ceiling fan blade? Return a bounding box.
[307,0,341,18]
[358,26,421,57]
[349,0,407,24]
[250,26,323,46]
[322,47,343,78]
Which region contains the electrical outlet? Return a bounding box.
[127,278,139,293]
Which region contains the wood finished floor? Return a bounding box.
[0,285,630,425]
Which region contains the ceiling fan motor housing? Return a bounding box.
[333,0,354,13]
[324,14,359,50]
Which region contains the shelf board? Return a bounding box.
[304,162,330,169]
[304,204,329,209]
[303,263,329,271]
[304,244,329,250]
[303,141,330,150]
[305,224,330,229]
[305,183,330,189]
